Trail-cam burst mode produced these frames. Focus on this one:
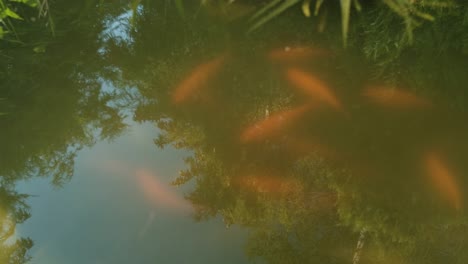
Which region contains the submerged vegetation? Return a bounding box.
[101,1,468,263]
[0,0,467,263]
[0,1,128,262]
[0,0,54,41]
[201,0,461,47]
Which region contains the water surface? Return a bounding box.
[1,1,468,263]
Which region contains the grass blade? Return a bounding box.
[249,0,282,22]
[314,0,324,16]
[302,0,311,17]
[411,9,435,21]
[353,0,362,12]
[340,0,351,47]
[248,0,300,33]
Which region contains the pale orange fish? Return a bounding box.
[135,169,192,212]
[362,86,432,109]
[268,46,330,62]
[240,104,312,143]
[286,68,343,111]
[172,54,227,104]
[424,151,462,211]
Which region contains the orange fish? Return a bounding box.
[424,151,462,211]
[240,104,312,143]
[172,54,227,104]
[286,68,343,111]
[362,86,432,109]
[268,46,330,62]
[136,169,192,212]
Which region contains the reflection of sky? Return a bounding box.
[100,9,133,47]
[16,121,248,264]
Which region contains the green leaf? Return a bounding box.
[2,8,23,20]
[340,0,351,47]
[353,0,362,12]
[0,26,4,39]
[302,0,311,17]
[412,9,435,21]
[8,0,38,8]
[314,0,324,16]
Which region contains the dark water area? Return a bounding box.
[1,1,468,263]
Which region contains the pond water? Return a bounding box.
[1,1,468,264]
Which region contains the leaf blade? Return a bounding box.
[248,0,300,33]
[340,0,351,47]
[2,8,23,20]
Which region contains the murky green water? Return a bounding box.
[1,1,468,263]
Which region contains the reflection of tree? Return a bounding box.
[103,1,468,263]
[0,187,33,264]
[0,0,127,185]
[0,1,130,262]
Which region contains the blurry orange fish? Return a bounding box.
[286,68,343,111]
[424,151,462,211]
[362,86,432,109]
[172,54,227,104]
[240,104,312,143]
[136,169,192,212]
[268,46,330,62]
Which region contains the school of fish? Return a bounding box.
[165,44,464,211]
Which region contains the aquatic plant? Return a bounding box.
[246,0,456,46]
[0,0,54,41]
